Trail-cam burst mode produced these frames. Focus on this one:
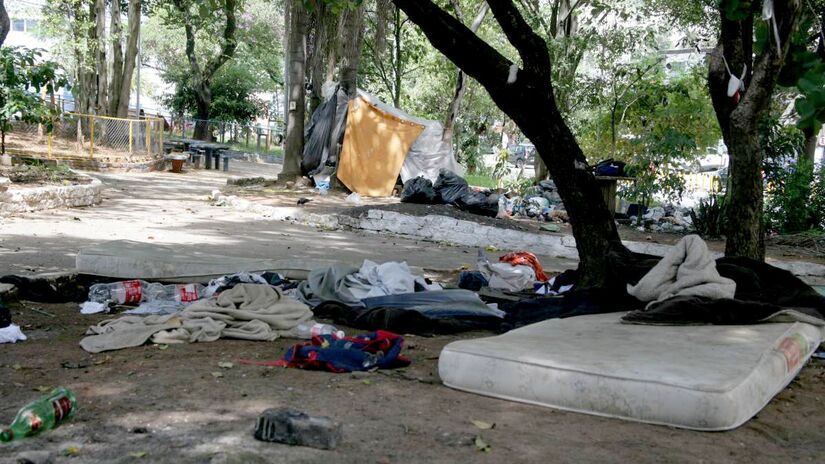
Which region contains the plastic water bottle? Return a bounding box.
[87,280,163,305]
[151,284,206,303]
[294,322,345,339]
[88,281,205,305]
[0,388,77,442]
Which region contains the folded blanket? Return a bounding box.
[80,284,312,353]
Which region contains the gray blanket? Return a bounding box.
[627,235,736,307]
[80,284,312,353]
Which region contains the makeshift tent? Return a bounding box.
[302,87,464,196]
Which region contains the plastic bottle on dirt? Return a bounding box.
[87,280,164,305]
[294,322,345,339]
[148,284,206,304]
[0,388,77,442]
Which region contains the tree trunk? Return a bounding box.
[108,0,124,116]
[802,126,818,164]
[94,0,107,114]
[392,7,402,107]
[115,0,141,118]
[340,5,365,98]
[443,2,489,143]
[726,115,765,259]
[174,0,238,140]
[193,83,211,140]
[281,0,307,180]
[392,0,623,286]
[0,0,9,48]
[308,2,329,115]
[707,1,802,260]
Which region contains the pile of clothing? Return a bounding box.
[494,235,825,332]
[298,260,504,334]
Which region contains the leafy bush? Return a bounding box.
[764,159,825,234]
[690,194,727,237]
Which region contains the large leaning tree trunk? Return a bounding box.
[393,0,623,286]
[281,0,308,181]
[174,0,238,140]
[708,1,802,260]
[442,1,489,144]
[0,0,9,47]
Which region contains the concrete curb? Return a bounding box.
[210,191,825,282]
[0,173,103,215]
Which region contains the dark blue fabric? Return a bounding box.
[458,271,488,291]
[361,290,501,319]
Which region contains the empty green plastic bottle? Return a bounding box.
[0,388,77,442]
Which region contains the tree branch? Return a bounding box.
[203,0,238,79]
[486,0,551,75]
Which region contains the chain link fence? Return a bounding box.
[3,113,164,160]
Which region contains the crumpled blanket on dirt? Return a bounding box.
[623,255,825,327]
[627,235,736,307]
[80,284,312,353]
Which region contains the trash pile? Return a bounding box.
[401,169,569,222]
[497,179,568,223]
[401,169,500,217]
[619,204,693,234]
[0,298,27,344]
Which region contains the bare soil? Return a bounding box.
[1,299,825,463]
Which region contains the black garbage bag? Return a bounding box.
[456,190,499,217]
[433,169,469,204]
[400,176,437,204]
[0,300,10,329]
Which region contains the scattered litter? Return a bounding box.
[0,388,77,442]
[218,362,234,369]
[812,351,825,360]
[474,435,491,452]
[80,301,107,315]
[345,192,362,205]
[471,420,495,430]
[61,360,91,369]
[0,324,26,344]
[62,446,81,457]
[254,408,342,450]
[541,224,560,232]
[129,451,148,459]
[211,372,224,378]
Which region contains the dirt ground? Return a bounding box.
[1,299,824,463]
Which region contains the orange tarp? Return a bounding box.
[336,96,424,197]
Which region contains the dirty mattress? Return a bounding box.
[438,312,822,430]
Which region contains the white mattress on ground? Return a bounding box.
[439,312,822,431]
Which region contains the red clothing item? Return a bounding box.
[499,251,549,282]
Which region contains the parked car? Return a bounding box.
[507,143,536,168]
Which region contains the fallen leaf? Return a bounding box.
[211,371,224,378]
[93,356,112,365]
[12,363,22,370]
[129,451,147,458]
[471,420,495,430]
[62,446,81,456]
[474,435,491,452]
[34,385,52,393]
[218,362,234,369]
[157,344,169,351]
[362,379,372,385]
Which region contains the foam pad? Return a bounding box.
[439,312,822,430]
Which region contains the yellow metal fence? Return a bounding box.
[5,113,164,160]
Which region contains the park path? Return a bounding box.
[0,162,518,276]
